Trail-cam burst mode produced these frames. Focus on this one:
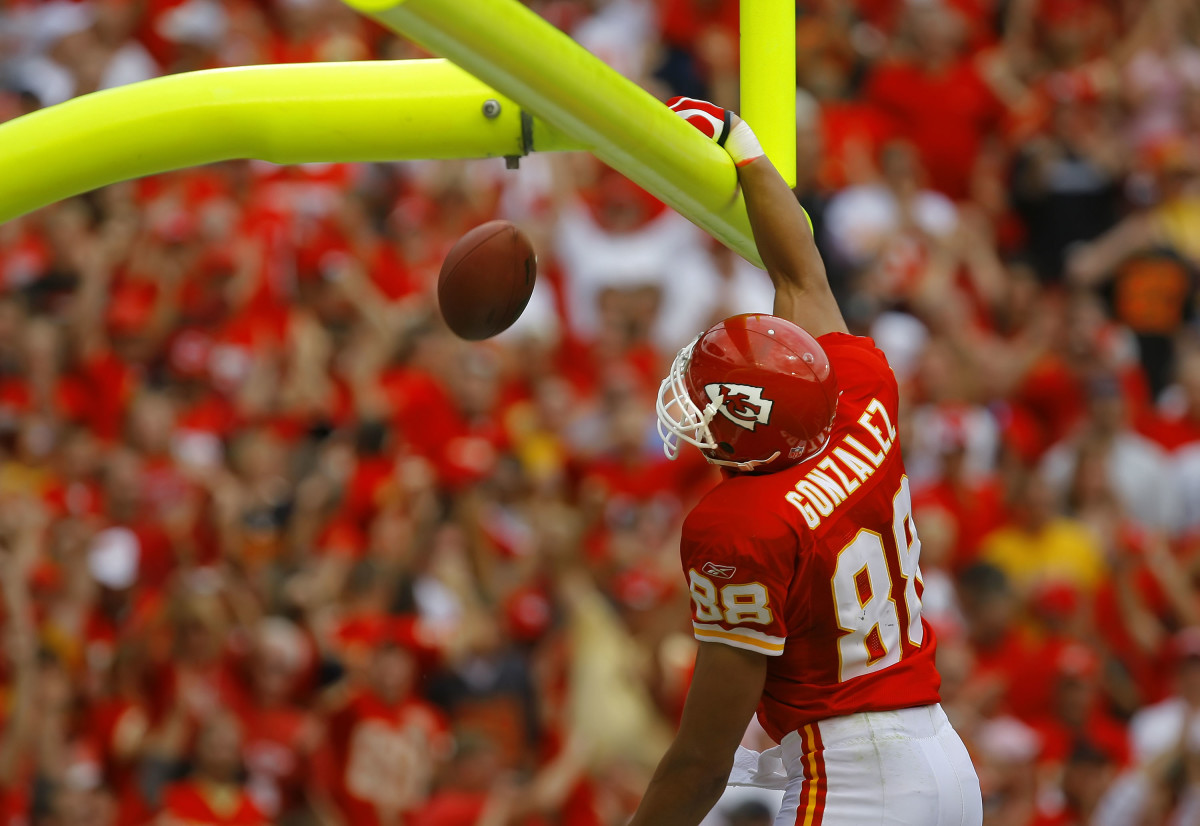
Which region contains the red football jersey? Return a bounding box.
[159,781,269,825]
[680,333,941,743]
[322,691,450,826]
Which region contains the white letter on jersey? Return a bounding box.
[806,469,848,506]
[795,481,834,517]
[858,399,895,454]
[844,435,886,469]
[833,446,875,481]
[786,490,822,529]
[818,456,860,495]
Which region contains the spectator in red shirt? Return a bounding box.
[654,0,738,104]
[911,419,1007,571]
[142,590,246,782]
[865,0,1006,199]
[316,620,450,826]
[1028,643,1130,769]
[957,562,1059,721]
[232,618,320,823]
[1032,741,1118,826]
[157,712,269,826]
[414,728,596,826]
[43,783,118,826]
[412,732,517,826]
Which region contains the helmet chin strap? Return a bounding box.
[705,450,782,472]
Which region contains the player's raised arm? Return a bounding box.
[668,97,848,337]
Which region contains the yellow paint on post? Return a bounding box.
[346,0,765,267]
[741,0,797,188]
[0,60,583,225]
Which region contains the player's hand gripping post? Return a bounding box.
[667,97,847,337]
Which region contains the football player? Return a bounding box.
[629,99,983,826]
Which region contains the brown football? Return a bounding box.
[437,220,537,341]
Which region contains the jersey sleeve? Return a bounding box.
[817,332,897,406]
[679,506,796,657]
[820,331,897,386]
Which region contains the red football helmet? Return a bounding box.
[656,314,839,473]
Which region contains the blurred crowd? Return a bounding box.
[0,0,1199,824]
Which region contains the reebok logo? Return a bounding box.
[701,562,737,580]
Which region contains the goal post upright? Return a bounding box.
[343,0,765,268]
[741,0,797,188]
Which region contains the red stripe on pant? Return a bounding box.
[811,723,827,824]
[794,724,826,826]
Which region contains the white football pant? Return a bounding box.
[729,704,983,826]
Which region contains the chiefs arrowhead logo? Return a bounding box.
[704,383,774,432]
[701,562,737,579]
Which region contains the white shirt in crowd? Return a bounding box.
[1040,431,1182,533]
